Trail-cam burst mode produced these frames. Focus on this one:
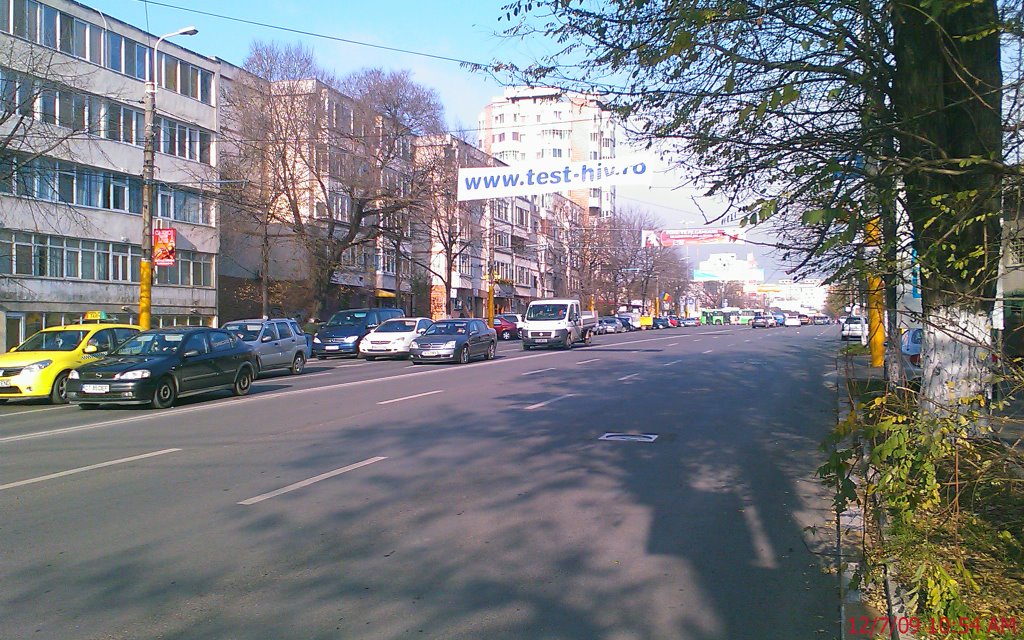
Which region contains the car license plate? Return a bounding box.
[325,345,339,351]
[82,384,109,394]
[421,350,438,357]
[535,338,548,343]
[0,379,11,387]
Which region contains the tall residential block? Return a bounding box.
[0,0,220,352]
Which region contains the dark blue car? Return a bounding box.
[312,308,405,359]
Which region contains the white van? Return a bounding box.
[520,299,597,350]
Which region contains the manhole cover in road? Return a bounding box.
[599,433,659,443]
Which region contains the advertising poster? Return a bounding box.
[642,228,745,247]
[153,228,176,267]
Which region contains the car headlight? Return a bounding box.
[22,360,53,375]
[443,340,457,349]
[313,335,322,344]
[115,370,151,380]
[68,369,81,379]
[342,335,359,343]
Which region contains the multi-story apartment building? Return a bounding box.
[416,134,581,319]
[217,72,416,321]
[478,86,617,220]
[0,0,221,352]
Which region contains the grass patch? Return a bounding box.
[842,343,871,356]
[847,376,887,406]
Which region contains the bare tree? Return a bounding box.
[220,42,445,318]
[405,136,485,318]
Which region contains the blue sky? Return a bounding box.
[87,0,784,278]
[88,0,521,129]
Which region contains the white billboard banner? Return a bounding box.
[457,156,653,201]
[642,228,745,247]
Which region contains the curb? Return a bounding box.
[836,354,921,640]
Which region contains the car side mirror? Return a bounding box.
[417,328,426,334]
[183,349,201,358]
[83,344,99,354]
[367,324,378,330]
[261,334,274,343]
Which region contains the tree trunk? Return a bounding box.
[892,0,1002,416]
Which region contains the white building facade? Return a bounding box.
[478,87,617,220]
[0,0,221,352]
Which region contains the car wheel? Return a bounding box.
[411,358,421,365]
[563,334,572,350]
[232,366,254,396]
[317,355,327,360]
[290,353,305,375]
[364,355,376,362]
[49,371,71,404]
[151,377,177,409]
[254,356,264,376]
[501,330,512,340]
[486,342,496,360]
[0,399,7,405]
[458,346,470,364]
[79,403,99,410]
[522,343,531,351]
[584,330,593,346]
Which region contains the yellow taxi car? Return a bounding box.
[0,322,140,404]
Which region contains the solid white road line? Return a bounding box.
[522,367,556,376]
[524,394,576,411]
[0,405,71,418]
[0,448,181,491]
[575,358,600,365]
[618,373,640,381]
[668,343,678,347]
[663,360,682,367]
[702,350,713,354]
[238,456,388,505]
[377,390,443,405]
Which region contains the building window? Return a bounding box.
[0,230,208,286]
[1010,237,1024,265]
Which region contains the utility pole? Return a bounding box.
[139,26,198,330]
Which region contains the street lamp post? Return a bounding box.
[139,26,198,330]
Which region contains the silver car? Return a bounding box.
[222,318,309,376]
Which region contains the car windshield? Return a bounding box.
[526,304,567,320]
[376,320,418,333]
[425,321,469,336]
[111,332,185,356]
[17,329,89,352]
[327,311,367,326]
[223,323,262,341]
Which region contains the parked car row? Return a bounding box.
[0,309,503,410]
[0,301,708,411]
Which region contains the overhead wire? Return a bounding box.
[135,0,492,67]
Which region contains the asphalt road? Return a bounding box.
[1,323,843,640]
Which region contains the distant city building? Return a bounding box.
[756,278,830,312]
[478,87,616,220]
[693,253,765,284]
